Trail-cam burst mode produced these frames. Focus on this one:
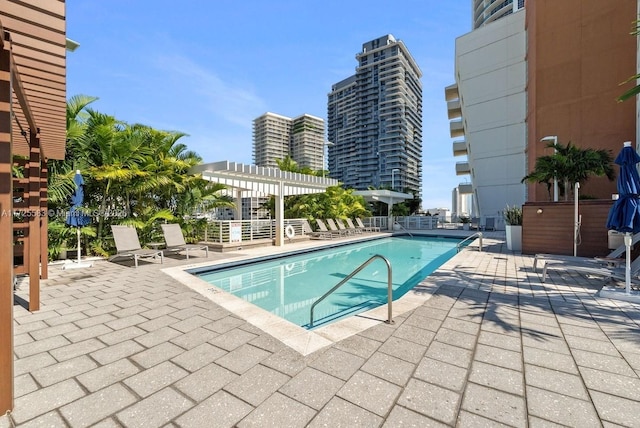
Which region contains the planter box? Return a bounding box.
[506,225,522,251]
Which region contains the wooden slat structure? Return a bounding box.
[0,0,67,413]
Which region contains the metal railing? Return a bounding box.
[393,222,413,237]
[457,232,483,253]
[309,254,393,328]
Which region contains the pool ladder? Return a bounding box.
[457,232,483,253]
[309,254,393,328]
[393,222,413,237]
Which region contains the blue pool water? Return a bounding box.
[194,236,462,329]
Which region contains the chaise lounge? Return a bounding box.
[160,223,209,260]
[110,225,164,268]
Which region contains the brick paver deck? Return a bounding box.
[2,232,639,427]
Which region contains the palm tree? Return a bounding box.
[522,141,614,200]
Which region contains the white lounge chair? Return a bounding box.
[533,232,640,271]
[316,219,341,238]
[334,218,355,236]
[326,218,349,237]
[356,217,380,232]
[110,225,164,268]
[304,220,333,239]
[541,254,640,283]
[160,223,209,260]
[345,218,363,234]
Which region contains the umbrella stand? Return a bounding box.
[62,227,93,269]
[62,170,93,270]
[625,233,632,295]
[63,226,93,270]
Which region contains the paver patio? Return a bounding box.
[2,231,639,427]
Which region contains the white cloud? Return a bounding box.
[154,54,268,128]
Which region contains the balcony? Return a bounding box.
[447,100,461,120]
[452,140,467,157]
[458,183,473,194]
[456,161,471,176]
[450,120,464,138]
[445,83,459,101]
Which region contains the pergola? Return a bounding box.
[1,0,67,412]
[353,189,414,230]
[191,161,338,246]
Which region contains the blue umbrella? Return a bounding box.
[606,141,640,294]
[66,170,91,266]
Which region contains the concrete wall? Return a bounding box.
[456,9,527,220]
[526,0,637,202]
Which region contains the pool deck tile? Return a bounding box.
[3,230,640,426]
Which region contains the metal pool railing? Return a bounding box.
[309,254,393,328]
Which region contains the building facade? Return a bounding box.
[446,1,636,228]
[446,8,527,227]
[327,35,423,193]
[473,0,525,29]
[252,112,326,170]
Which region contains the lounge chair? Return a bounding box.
[356,217,380,232]
[533,232,640,271]
[316,219,341,238]
[110,225,164,268]
[483,217,495,231]
[345,218,363,234]
[304,220,333,239]
[334,218,355,236]
[160,223,209,260]
[326,218,349,237]
[541,254,640,283]
[316,218,340,238]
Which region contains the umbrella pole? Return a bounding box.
[625,232,632,295]
[77,226,81,264]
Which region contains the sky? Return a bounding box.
[66,1,472,210]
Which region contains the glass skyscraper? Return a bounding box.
[327,35,423,193]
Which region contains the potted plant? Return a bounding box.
[504,205,523,251]
[459,216,471,231]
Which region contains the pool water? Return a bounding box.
[195,236,461,329]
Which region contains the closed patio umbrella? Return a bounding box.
[64,170,92,269]
[606,141,640,294]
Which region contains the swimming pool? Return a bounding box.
[193,236,461,329]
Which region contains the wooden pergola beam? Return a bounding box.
[27,129,40,311]
[0,38,14,414]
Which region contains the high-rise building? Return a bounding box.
[327,34,423,193]
[473,0,525,29]
[446,0,636,229]
[290,114,325,171]
[252,112,325,170]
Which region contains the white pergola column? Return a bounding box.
[235,190,243,220]
[274,181,285,247]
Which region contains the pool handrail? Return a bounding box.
[457,232,483,253]
[393,221,413,237]
[309,254,393,328]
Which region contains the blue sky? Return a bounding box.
[66,1,471,210]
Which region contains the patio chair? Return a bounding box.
[345,218,364,234]
[541,253,640,283]
[326,218,349,237]
[304,220,333,239]
[356,217,380,232]
[483,217,495,231]
[334,218,355,236]
[110,225,164,268]
[533,231,640,272]
[316,219,341,238]
[470,217,480,230]
[160,223,209,260]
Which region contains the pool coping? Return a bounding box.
[162,233,458,355]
